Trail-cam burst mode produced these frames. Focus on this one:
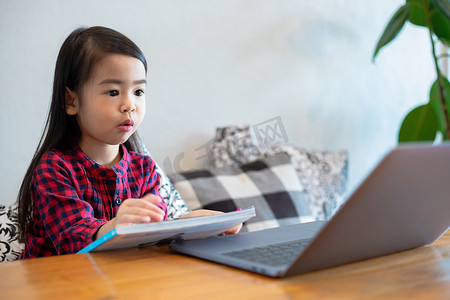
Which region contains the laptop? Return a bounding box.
[170,143,450,277]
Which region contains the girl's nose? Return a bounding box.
[121,98,136,113]
[122,105,136,113]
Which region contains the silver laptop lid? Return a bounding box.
[285,143,450,276]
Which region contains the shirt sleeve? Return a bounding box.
[32,153,107,254]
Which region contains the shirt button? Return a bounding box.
[114,198,122,206]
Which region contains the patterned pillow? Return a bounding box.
[208,124,348,220]
[169,153,314,232]
[209,124,263,168]
[0,205,24,262]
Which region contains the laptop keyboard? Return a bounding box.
[223,239,312,267]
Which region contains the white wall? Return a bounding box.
[0,0,435,206]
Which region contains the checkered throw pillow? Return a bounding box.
[208,124,348,220]
[169,153,314,232]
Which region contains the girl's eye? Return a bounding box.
[107,90,119,97]
[134,89,145,96]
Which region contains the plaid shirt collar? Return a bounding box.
[70,144,131,178]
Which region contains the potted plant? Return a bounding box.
[373,0,450,142]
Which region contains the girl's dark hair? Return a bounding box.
[16,26,148,243]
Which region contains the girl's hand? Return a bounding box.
[115,193,166,226]
[180,209,243,235]
[95,194,166,241]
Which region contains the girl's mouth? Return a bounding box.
[118,119,135,132]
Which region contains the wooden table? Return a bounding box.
[1,231,450,299]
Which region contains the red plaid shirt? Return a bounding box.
[20,145,167,259]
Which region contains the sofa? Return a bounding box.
[0,124,348,262]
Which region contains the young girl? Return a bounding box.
[17,26,240,258]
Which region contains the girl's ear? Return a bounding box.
[65,87,78,115]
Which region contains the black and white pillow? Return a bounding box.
[169,153,314,232]
[0,205,24,262]
[209,124,263,168]
[208,125,348,220]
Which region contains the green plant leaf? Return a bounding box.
[373,4,410,61]
[407,0,427,26]
[432,0,450,20]
[398,104,438,142]
[430,4,450,45]
[429,78,450,138]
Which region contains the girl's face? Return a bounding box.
[66,54,146,154]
